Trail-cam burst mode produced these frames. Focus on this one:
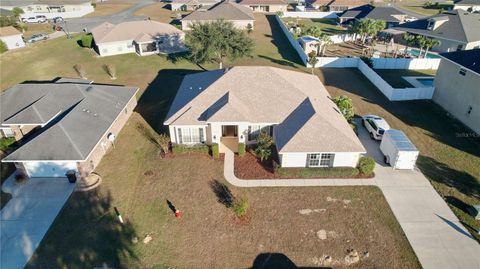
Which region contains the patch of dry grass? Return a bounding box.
[83,3,134,17]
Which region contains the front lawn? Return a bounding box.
[26,114,420,268]
[83,2,134,17]
[374,69,437,88]
[399,4,453,16]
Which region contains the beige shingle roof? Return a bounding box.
[164,66,365,153]
[240,0,287,5]
[182,1,254,21]
[0,26,21,37]
[91,20,184,44]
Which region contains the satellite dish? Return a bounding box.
[107,133,116,142]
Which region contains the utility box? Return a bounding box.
[380,129,419,170]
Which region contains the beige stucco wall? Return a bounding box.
[182,19,254,30]
[433,60,480,134]
[243,4,287,12]
[77,93,138,178]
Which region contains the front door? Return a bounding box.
[222,125,237,137]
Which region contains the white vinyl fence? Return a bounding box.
[275,15,308,65]
[283,11,338,19]
[372,58,441,69]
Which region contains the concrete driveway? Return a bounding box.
[356,118,480,269]
[0,175,75,269]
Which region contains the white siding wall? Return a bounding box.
[280,152,308,167]
[210,123,222,144]
[332,152,360,167]
[96,40,136,57]
[280,152,361,168]
[238,123,248,144]
[0,34,26,50]
[24,161,78,177]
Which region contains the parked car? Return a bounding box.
[362,115,390,140]
[23,15,47,23]
[27,33,49,43]
[52,16,64,23]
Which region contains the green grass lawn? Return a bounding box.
[374,69,437,88]
[399,4,453,16]
[282,17,347,35]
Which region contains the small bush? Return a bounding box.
[211,143,219,159]
[0,40,8,54]
[172,143,209,154]
[73,64,87,78]
[0,137,16,151]
[233,197,249,218]
[360,56,373,68]
[332,95,354,122]
[357,156,375,175]
[254,132,273,161]
[238,143,246,157]
[104,64,116,79]
[81,34,93,48]
[276,167,360,178]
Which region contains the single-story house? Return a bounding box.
[433,49,480,134]
[91,20,187,57]
[181,1,254,30]
[164,66,366,168]
[170,0,220,11]
[1,0,94,19]
[306,0,365,12]
[0,26,26,50]
[453,0,480,12]
[238,0,288,13]
[0,78,139,178]
[394,11,480,52]
[339,4,407,28]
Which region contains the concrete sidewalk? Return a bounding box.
[1,175,75,269]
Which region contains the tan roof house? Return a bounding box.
[164,66,366,168]
[0,26,26,50]
[169,0,220,11]
[307,0,365,12]
[90,20,187,57]
[239,0,288,13]
[181,1,255,30]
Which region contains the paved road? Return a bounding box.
[0,175,75,269]
[223,119,480,269]
[60,1,154,33]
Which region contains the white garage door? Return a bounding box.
[24,161,78,178]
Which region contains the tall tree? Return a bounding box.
[319,33,332,56]
[403,32,416,56]
[12,7,24,22]
[416,35,428,58]
[186,19,254,69]
[423,37,440,57]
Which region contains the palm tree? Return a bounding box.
[308,51,318,74]
[416,36,428,58]
[423,37,440,57]
[319,33,332,56]
[403,33,416,56]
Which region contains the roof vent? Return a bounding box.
[85,86,93,92]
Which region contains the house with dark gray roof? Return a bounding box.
[394,10,480,52]
[433,49,480,134]
[338,4,407,28]
[181,1,255,30]
[164,66,366,168]
[0,78,138,179]
[453,0,480,12]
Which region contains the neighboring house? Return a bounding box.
[170,0,220,11]
[0,26,26,50]
[453,0,480,12]
[0,78,139,178]
[306,0,365,12]
[338,4,407,28]
[394,11,480,52]
[1,0,94,19]
[238,0,288,13]
[433,49,480,134]
[91,20,187,57]
[181,1,254,30]
[164,66,366,168]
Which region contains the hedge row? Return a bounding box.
[276,167,360,178]
[171,143,209,154]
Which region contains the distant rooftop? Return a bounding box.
[182,1,254,21]
[339,4,406,22]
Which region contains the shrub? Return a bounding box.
[360,56,373,68]
[81,34,93,48]
[332,95,355,122]
[246,23,253,34]
[0,137,16,151]
[233,197,249,218]
[211,143,219,159]
[0,40,7,54]
[157,134,170,155]
[171,143,209,154]
[104,64,116,79]
[276,167,360,178]
[238,143,246,157]
[254,132,273,161]
[357,156,375,175]
[73,64,87,78]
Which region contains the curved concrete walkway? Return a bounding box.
[223,121,480,269]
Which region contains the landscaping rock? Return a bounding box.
[313,208,326,213]
[299,209,313,215]
[328,231,339,238]
[343,199,351,204]
[143,235,153,244]
[317,230,327,240]
[344,249,360,265]
[326,197,338,202]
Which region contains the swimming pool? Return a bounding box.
[402,76,435,88]
[416,78,434,86]
[408,49,441,59]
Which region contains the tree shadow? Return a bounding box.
[445,196,475,216]
[264,15,303,65]
[134,69,203,133]
[250,253,331,269]
[25,189,138,268]
[258,55,297,68]
[209,179,234,208]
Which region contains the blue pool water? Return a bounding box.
[408,49,441,59]
[417,78,434,86]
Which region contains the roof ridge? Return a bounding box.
[456,11,472,42]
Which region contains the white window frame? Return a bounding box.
[177,127,204,144]
[248,125,273,141]
[308,153,335,167]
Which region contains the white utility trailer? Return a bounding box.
[380,129,419,170]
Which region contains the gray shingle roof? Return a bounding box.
[340,4,406,22]
[182,1,254,21]
[394,10,480,43]
[454,0,480,5]
[440,49,480,74]
[1,80,138,161]
[164,66,365,153]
